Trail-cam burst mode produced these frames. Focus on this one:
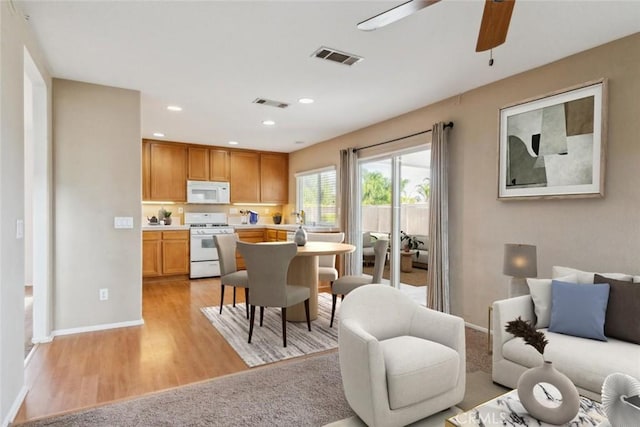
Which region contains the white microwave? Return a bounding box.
[187,180,230,204]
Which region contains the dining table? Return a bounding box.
[284,241,355,322]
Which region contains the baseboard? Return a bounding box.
[2,385,28,427]
[52,319,144,337]
[465,321,488,334]
[31,335,53,344]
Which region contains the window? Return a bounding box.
[296,167,337,226]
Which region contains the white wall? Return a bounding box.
[53,79,142,331]
[0,2,52,425]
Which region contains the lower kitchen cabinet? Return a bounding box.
[235,229,267,270]
[143,230,190,278]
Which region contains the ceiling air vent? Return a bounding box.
[312,46,363,66]
[252,98,289,109]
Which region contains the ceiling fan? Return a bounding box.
[357,0,516,52]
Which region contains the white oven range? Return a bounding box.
[184,212,234,279]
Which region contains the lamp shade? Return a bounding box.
[503,244,537,278]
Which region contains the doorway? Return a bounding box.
[24,47,52,358]
[359,148,430,291]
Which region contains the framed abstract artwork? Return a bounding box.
[498,79,607,200]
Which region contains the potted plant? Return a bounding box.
[158,208,172,225]
[400,230,423,255]
[272,212,282,224]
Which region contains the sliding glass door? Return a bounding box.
[358,147,430,288]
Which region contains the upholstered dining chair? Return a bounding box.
[236,241,311,347]
[330,238,387,327]
[306,232,345,288]
[213,234,249,318]
[339,285,465,427]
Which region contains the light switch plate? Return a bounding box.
[114,216,134,229]
[16,219,24,239]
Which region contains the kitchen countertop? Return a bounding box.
[231,224,341,232]
[141,224,341,232]
[142,224,190,231]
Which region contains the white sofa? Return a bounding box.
[492,266,640,401]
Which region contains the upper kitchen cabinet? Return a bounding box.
[149,142,187,201]
[260,153,288,204]
[142,140,151,200]
[230,151,260,203]
[187,147,210,180]
[209,149,230,181]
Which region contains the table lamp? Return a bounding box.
[503,243,537,297]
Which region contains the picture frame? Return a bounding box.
[498,79,607,200]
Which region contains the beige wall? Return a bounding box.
[0,1,52,423]
[53,79,142,331]
[290,33,640,327]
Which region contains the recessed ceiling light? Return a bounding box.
[167,105,182,111]
[295,141,305,145]
[153,132,165,137]
[228,141,239,145]
[298,98,314,104]
[262,120,275,126]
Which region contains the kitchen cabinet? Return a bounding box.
[187,147,210,180]
[142,141,151,200]
[265,229,288,242]
[143,230,190,278]
[142,231,162,277]
[260,153,288,204]
[230,151,261,203]
[210,149,230,181]
[149,142,187,201]
[235,229,267,269]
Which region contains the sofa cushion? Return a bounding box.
[548,281,609,341]
[552,265,633,284]
[595,274,640,344]
[379,335,459,410]
[527,273,577,329]
[502,330,640,393]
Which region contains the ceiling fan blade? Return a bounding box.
[475,0,516,52]
[357,0,441,31]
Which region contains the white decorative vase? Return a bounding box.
[294,226,307,246]
[602,373,640,427]
[517,361,580,424]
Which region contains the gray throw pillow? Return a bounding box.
[594,274,640,344]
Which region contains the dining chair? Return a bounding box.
[213,234,249,318]
[236,241,311,347]
[306,232,345,288]
[330,238,387,327]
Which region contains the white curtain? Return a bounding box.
[340,148,359,275]
[427,122,450,312]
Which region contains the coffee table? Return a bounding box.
[445,388,607,426]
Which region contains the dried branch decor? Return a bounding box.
[505,317,548,355]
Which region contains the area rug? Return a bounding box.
[200,293,339,367]
[17,352,353,427]
[17,353,508,427]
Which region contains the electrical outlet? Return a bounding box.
[265,208,270,214]
[178,207,184,214]
[99,288,109,301]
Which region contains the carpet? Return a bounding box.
[17,353,508,427]
[18,353,353,427]
[200,293,339,367]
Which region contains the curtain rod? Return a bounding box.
[353,121,453,153]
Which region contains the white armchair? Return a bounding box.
[338,285,465,427]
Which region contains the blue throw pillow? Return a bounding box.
[548,280,610,341]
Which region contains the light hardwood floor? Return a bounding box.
[16,278,254,423]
